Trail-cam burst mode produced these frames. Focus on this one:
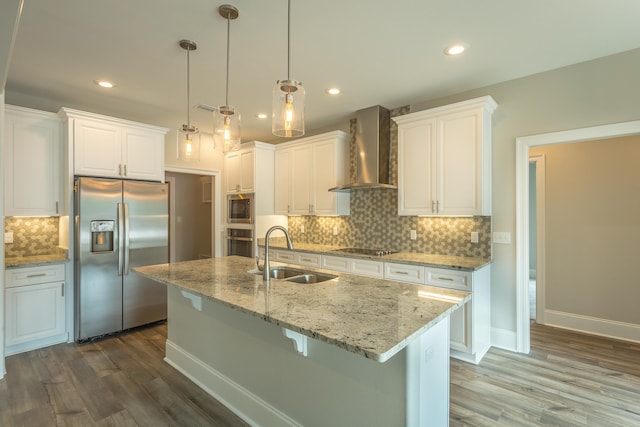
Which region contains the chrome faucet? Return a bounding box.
[262,225,294,282]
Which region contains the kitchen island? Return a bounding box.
[134,256,470,427]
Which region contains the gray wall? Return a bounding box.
[411,48,640,337]
[530,136,640,325]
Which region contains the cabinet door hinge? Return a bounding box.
[74,180,79,193]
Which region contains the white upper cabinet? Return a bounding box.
[274,131,350,216]
[393,96,497,216]
[4,105,62,216]
[274,149,291,215]
[59,108,167,182]
[225,148,255,194]
[224,141,275,215]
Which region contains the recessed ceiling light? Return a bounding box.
[256,113,268,119]
[444,44,466,56]
[325,87,341,95]
[95,80,115,88]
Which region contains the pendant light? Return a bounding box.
[177,40,200,161]
[272,0,305,138]
[214,4,241,152]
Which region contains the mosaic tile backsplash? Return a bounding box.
[287,191,491,258]
[4,217,62,258]
[288,104,491,259]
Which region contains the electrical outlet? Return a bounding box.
[300,225,305,234]
[4,231,14,243]
[410,230,417,240]
[333,226,338,236]
[493,231,512,244]
[470,232,479,243]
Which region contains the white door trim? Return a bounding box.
[515,119,640,353]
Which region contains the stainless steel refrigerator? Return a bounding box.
[74,177,168,341]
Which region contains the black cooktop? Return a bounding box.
[333,247,397,257]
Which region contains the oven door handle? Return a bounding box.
[226,236,254,242]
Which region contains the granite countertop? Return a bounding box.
[5,253,69,269]
[258,239,491,271]
[134,256,470,363]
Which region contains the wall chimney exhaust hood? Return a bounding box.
[329,105,397,192]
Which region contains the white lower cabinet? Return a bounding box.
[427,265,490,364]
[384,262,425,284]
[5,264,67,355]
[384,263,490,364]
[323,255,384,278]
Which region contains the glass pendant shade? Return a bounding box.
[272,79,305,138]
[214,105,241,152]
[177,124,201,161]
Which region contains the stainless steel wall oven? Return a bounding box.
[226,227,254,258]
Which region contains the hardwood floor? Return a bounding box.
[1,322,639,426]
[0,323,248,427]
[450,324,640,426]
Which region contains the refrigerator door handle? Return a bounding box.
[117,202,124,276]
[124,202,130,275]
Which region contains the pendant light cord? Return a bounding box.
[287,0,291,80]
[186,46,191,127]
[225,10,231,107]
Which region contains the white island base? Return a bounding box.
[165,286,451,427]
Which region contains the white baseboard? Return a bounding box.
[164,340,301,427]
[491,327,518,352]
[4,332,69,356]
[543,310,640,343]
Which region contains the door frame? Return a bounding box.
[515,119,640,353]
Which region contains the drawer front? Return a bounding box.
[425,268,471,291]
[295,253,322,268]
[351,259,384,278]
[274,250,296,263]
[5,264,65,288]
[322,255,350,273]
[384,262,425,284]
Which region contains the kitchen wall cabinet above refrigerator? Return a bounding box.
[58,108,168,182]
[274,131,350,216]
[393,96,497,216]
[4,105,62,216]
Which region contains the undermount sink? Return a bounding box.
[266,266,305,279]
[251,267,337,284]
[286,273,337,284]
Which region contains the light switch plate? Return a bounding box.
[493,231,511,244]
[333,226,338,236]
[410,230,417,240]
[4,231,14,243]
[470,232,479,243]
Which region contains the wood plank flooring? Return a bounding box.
[1,322,639,426]
[450,324,640,426]
[0,323,248,427]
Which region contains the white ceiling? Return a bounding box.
[5,0,640,143]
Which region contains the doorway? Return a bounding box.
[515,120,640,354]
[166,171,214,262]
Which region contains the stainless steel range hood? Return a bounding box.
[329,105,397,192]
